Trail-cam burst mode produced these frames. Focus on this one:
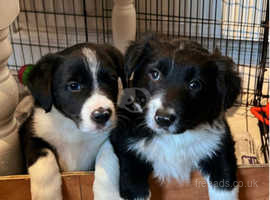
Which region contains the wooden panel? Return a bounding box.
[79,173,94,200]
[0,175,31,200]
[62,174,82,200]
[238,167,269,200]
[0,166,268,200]
[150,166,269,200]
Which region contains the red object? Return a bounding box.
[251,102,269,125]
[18,65,27,84]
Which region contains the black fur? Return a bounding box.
[20,42,124,170]
[110,34,241,199]
[110,110,154,199]
[199,121,237,190]
[19,114,58,168]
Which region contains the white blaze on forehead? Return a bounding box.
[81,47,99,89]
[81,47,98,67]
[80,92,116,132]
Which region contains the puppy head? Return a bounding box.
[27,43,125,133]
[125,35,241,134]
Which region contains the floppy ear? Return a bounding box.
[101,44,127,88]
[27,54,63,112]
[124,33,156,85]
[215,55,241,110]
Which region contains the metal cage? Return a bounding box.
[7,0,269,161]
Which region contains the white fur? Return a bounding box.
[146,94,177,134]
[81,48,116,134]
[80,92,116,133]
[29,149,62,200]
[29,47,117,200]
[93,140,122,200]
[93,141,150,200]
[145,94,163,131]
[207,178,239,200]
[33,106,109,171]
[129,121,225,182]
[82,47,99,89]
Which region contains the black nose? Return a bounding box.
[155,109,176,128]
[91,108,112,124]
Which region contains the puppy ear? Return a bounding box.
[101,44,127,88]
[124,33,156,84]
[27,54,63,112]
[215,55,241,110]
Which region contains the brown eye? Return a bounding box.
[149,69,160,81]
[189,80,201,90]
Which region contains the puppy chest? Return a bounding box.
[130,132,222,182]
[57,141,99,171]
[33,108,109,171]
[48,134,109,172]
[143,144,197,182]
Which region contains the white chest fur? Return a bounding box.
[33,108,109,171]
[129,122,224,182]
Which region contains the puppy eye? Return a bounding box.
[66,81,81,92]
[188,80,201,90]
[149,69,160,81]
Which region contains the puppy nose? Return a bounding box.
[155,109,176,128]
[91,108,112,124]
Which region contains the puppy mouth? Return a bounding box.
[95,120,116,131]
[149,123,180,135]
[79,119,116,133]
[147,120,188,135]
[79,92,117,133]
[145,94,181,134]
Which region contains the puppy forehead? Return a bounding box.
[81,47,99,74]
[81,47,117,75]
[56,57,90,79]
[81,47,97,65]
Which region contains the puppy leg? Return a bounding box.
[28,149,62,200]
[93,140,122,200]
[117,150,152,200]
[93,140,151,200]
[207,180,239,200]
[199,132,238,200]
[200,156,238,199]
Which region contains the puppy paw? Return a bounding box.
[31,192,62,200]
[28,150,62,200]
[120,185,150,200]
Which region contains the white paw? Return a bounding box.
[93,140,122,200]
[133,192,151,200]
[207,178,239,200]
[29,149,62,200]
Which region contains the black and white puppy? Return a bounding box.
[19,43,125,200]
[94,35,241,200]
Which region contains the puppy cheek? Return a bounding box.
[79,93,116,132]
[145,94,163,131]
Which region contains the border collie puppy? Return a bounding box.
[19,43,125,200]
[94,35,241,200]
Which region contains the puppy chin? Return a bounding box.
[79,120,115,134]
[146,120,176,135]
[146,116,185,135]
